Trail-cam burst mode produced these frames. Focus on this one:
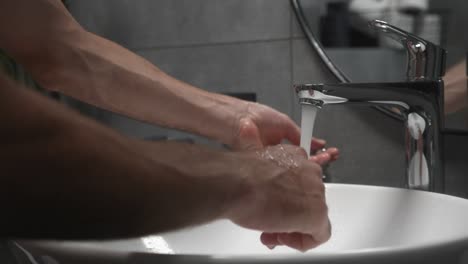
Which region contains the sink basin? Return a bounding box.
[15,184,468,264]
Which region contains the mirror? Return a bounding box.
[292,0,468,131]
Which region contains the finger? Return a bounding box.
[332,154,340,161]
[311,148,340,165]
[277,233,321,252]
[260,232,283,249]
[235,118,263,150]
[310,152,331,165]
[311,138,326,152]
[285,120,301,146]
[314,219,332,245]
[325,147,340,161]
[297,146,309,158]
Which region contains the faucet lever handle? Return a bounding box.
[369,19,446,81]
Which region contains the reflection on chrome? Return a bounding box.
[294,19,446,192]
[295,81,444,192]
[407,113,429,189]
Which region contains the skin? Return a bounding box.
[0,0,303,150]
[444,60,467,114]
[0,0,339,251]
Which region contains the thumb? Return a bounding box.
[234,118,263,151]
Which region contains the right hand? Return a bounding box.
[225,144,330,252]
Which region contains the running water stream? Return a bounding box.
[299,104,319,157]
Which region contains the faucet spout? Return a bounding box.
[295,81,444,192]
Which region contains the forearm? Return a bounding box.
[41,31,244,145]
[0,74,239,239]
[0,0,245,145]
[444,60,467,114]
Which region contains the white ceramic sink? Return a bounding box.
[16,184,468,264]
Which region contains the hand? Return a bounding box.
[226,145,331,252]
[311,146,339,166]
[231,102,326,151]
[230,102,339,164]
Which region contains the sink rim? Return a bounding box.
[16,237,468,264]
[16,184,468,262]
[160,184,468,259]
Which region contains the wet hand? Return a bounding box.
[230,102,329,152]
[308,136,339,165]
[310,147,339,166]
[226,145,331,252]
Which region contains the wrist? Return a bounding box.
[200,93,250,146]
[141,141,247,222]
[216,152,251,220]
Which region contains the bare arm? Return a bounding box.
[0,72,242,239]
[0,73,329,250]
[0,0,300,148]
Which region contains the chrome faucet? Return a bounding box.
[295,20,447,192]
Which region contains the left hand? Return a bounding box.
[231,102,339,163]
[230,102,301,150]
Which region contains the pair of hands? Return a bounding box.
[231,102,338,163]
[226,102,339,252]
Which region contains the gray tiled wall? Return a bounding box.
[69,0,291,49]
[67,0,466,194]
[136,41,293,115]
